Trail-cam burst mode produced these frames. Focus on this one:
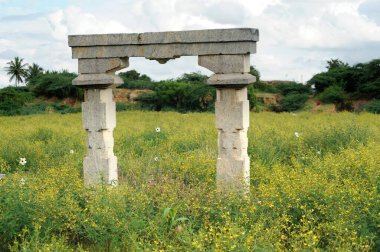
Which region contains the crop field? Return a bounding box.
[0,111,379,251]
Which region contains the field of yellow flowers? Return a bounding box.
[0,111,379,251]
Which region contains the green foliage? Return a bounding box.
[319,85,347,104]
[30,71,82,99]
[307,73,337,93]
[176,72,208,84]
[253,81,278,93]
[25,63,44,84]
[276,82,311,96]
[0,112,379,251]
[308,58,380,100]
[326,58,349,70]
[358,79,380,98]
[364,99,380,114]
[250,66,261,82]
[138,81,215,112]
[0,87,34,115]
[247,85,257,109]
[4,57,28,86]
[118,70,155,89]
[278,93,309,112]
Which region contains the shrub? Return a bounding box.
[364,99,380,114]
[279,93,309,112]
[276,82,311,96]
[138,81,215,112]
[319,85,347,104]
[0,87,34,115]
[118,70,156,89]
[252,81,278,93]
[30,71,82,99]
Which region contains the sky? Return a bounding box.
[0,0,380,87]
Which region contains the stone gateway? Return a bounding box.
[68,28,259,192]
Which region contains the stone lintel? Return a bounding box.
[198,54,251,74]
[208,73,256,87]
[73,73,123,87]
[71,42,256,59]
[68,28,259,47]
[78,58,129,74]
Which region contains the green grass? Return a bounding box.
[0,111,379,251]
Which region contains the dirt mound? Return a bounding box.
[113,89,152,103]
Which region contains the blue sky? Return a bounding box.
[1,0,380,87]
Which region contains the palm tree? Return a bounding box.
[5,57,28,86]
[26,63,44,84]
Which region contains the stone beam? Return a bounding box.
[68,28,259,47]
[71,42,256,59]
[68,28,258,60]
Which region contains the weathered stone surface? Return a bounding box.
[81,88,118,185]
[198,54,250,73]
[216,157,250,191]
[208,73,256,86]
[214,87,250,192]
[73,73,123,87]
[68,28,259,47]
[82,89,116,130]
[71,42,256,59]
[84,154,117,185]
[215,89,249,130]
[78,58,129,74]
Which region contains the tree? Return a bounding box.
[250,66,260,82]
[26,63,44,84]
[326,58,348,71]
[5,57,28,86]
[177,72,208,84]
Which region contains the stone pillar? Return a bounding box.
[198,55,255,192]
[73,58,128,185]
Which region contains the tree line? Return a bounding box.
[1,57,379,115]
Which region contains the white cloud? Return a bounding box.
[1,0,380,87]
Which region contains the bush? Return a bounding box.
[118,70,156,89]
[253,81,278,93]
[364,99,380,114]
[276,82,311,96]
[138,81,215,112]
[30,71,82,99]
[279,93,309,112]
[0,87,34,115]
[319,85,347,104]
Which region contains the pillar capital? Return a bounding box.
[198,54,251,74]
[207,73,256,87]
[73,57,129,88]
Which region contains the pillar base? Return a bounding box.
[84,155,118,186]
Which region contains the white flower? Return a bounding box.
[294,132,300,138]
[20,178,26,185]
[155,127,161,133]
[70,150,74,154]
[0,174,5,180]
[154,157,159,162]
[292,113,296,116]
[19,157,27,166]
[317,150,321,155]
